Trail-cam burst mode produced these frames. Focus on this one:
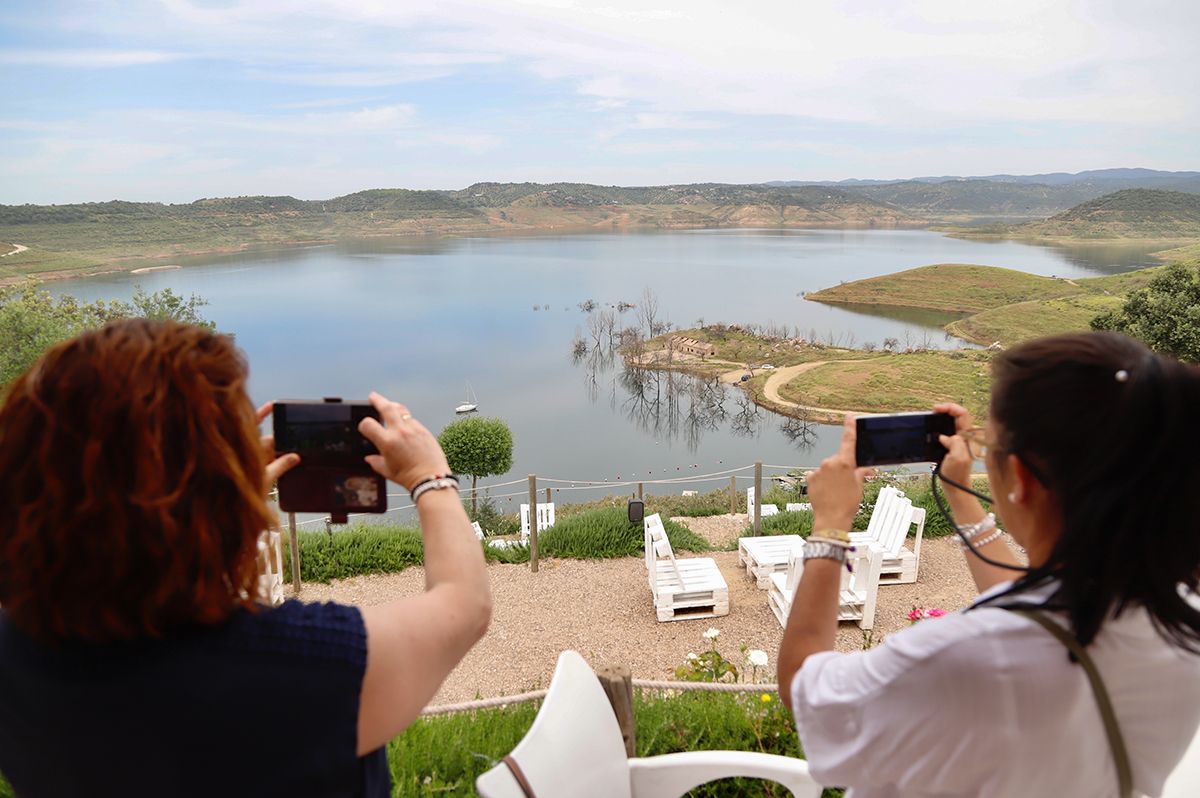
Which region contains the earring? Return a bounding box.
[1008,492,1019,504]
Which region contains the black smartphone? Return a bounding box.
[855,412,956,466]
[273,399,386,521]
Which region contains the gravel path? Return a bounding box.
[298,518,991,705]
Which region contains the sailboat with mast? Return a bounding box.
[455,381,479,414]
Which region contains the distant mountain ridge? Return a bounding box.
[768,168,1200,188]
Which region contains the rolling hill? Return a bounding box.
[1005,189,1200,239]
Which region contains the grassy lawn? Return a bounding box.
[777,351,992,419]
[643,328,877,370]
[946,293,1123,346]
[806,264,1083,313]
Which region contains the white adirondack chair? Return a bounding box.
[472,521,485,540]
[850,486,926,584]
[476,651,823,798]
[747,486,779,518]
[737,534,805,589]
[520,502,556,540]
[644,513,728,622]
[767,544,883,631]
[256,529,284,606]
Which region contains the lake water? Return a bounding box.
[51,229,1162,524]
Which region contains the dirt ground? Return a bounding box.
[298,515,989,705]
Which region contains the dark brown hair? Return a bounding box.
[0,319,274,642]
[984,331,1200,649]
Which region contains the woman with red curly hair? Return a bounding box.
[0,319,492,797]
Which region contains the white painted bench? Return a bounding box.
[767,544,883,631]
[747,486,779,518]
[850,486,926,584]
[520,502,556,540]
[644,513,729,622]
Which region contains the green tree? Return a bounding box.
[438,417,514,513]
[1091,261,1200,363]
[0,282,214,390]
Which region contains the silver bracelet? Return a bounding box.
[960,527,1005,550]
[411,477,459,504]
[956,512,996,542]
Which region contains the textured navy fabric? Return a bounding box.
[0,600,389,797]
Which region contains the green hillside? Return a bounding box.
[1006,189,1200,239]
[848,180,1099,219]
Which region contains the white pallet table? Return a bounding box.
[737,534,804,588]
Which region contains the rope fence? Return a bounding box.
[419,679,779,716]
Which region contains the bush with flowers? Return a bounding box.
[907,606,948,623]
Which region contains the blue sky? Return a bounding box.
[1,0,1197,204]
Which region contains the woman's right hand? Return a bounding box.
[358,391,452,491]
[933,402,975,491]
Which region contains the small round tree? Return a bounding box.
[438,417,514,513]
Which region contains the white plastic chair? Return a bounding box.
[520,502,556,540]
[475,651,823,798]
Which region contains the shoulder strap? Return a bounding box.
[503,755,538,798]
[1006,608,1133,798]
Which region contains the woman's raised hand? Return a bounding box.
[807,414,875,531]
[933,402,974,486]
[256,402,300,487]
[358,392,452,491]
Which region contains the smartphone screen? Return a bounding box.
[273,401,379,466]
[855,412,956,466]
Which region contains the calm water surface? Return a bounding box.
[52,229,1161,522]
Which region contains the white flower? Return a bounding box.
[703,627,720,640]
[747,649,768,668]
[686,652,698,661]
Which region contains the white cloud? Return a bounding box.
[0,49,184,67]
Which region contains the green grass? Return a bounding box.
[778,351,992,420]
[945,293,1123,346]
[289,507,711,582]
[390,689,827,797]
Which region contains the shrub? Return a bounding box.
[287,525,425,583]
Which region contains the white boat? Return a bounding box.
[455,381,478,414]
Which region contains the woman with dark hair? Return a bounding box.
[0,319,492,797]
[777,331,1200,797]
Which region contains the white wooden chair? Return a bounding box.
[850,486,926,584]
[737,535,804,589]
[767,545,883,630]
[256,529,284,606]
[472,521,485,540]
[476,651,823,798]
[747,486,779,518]
[520,502,556,540]
[644,513,728,622]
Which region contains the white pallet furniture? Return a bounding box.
[785,502,812,513]
[472,521,485,540]
[767,545,883,631]
[746,486,779,518]
[476,651,823,798]
[256,529,284,606]
[520,502,556,540]
[738,534,805,588]
[850,486,926,584]
[644,513,729,622]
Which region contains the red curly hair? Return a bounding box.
[0,318,275,642]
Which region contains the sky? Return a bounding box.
[1,0,1198,204]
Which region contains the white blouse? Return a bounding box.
[790,581,1200,797]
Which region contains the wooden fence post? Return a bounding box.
[545,486,551,506]
[637,482,643,501]
[754,461,763,534]
[288,512,300,593]
[528,474,539,573]
[730,475,737,514]
[596,665,636,757]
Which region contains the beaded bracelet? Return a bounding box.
[960,527,1005,551]
[956,512,996,542]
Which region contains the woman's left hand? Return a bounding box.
[807,414,875,531]
[256,402,300,487]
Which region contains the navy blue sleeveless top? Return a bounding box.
[0,600,389,797]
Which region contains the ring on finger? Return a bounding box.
[401,413,413,421]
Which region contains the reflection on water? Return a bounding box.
[1040,240,1169,275]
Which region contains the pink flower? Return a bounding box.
[907,607,924,622]
[926,608,947,618]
